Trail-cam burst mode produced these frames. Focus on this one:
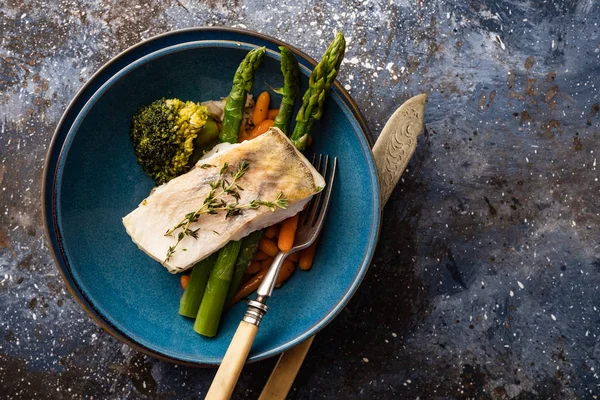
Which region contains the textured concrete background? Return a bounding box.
[1,0,600,398]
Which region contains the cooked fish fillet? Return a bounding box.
[123,128,325,273]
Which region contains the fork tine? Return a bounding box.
[308,155,329,226]
[312,157,337,231]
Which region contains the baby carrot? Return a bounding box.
[252,91,270,125]
[267,109,279,120]
[288,251,300,263]
[260,257,275,270]
[245,119,274,140]
[265,224,279,239]
[229,270,267,306]
[299,240,318,270]
[246,260,261,275]
[180,275,190,290]
[278,214,299,252]
[275,260,295,287]
[253,250,270,261]
[259,237,279,257]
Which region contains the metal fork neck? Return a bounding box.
[256,251,287,298]
[242,251,287,326]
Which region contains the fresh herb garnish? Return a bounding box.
[163,161,288,262]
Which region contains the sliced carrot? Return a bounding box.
[229,270,267,306]
[265,224,279,239]
[307,135,313,147]
[252,91,270,125]
[253,250,270,261]
[267,109,279,120]
[275,260,295,288]
[180,275,190,290]
[288,252,300,263]
[260,257,275,270]
[246,260,261,275]
[278,214,299,252]
[259,237,279,257]
[299,240,318,270]
[245,119,275,141]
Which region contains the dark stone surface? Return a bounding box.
[1,0,599,398]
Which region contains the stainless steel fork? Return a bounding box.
[206,155,337,400]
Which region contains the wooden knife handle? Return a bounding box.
[258,336,315,400]
[205,321,258,400]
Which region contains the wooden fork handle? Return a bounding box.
[205,321,258,400]
[258,336,315,400]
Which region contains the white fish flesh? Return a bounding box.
[123,128,325,273]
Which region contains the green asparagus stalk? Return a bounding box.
[223,49,300,306]
[178,254,218,318]
[219,47,266,144]
[273,47,300,135]
[225,230,264,305]
[194,240,243,337]
[192,48,266,336]
[290,32,346,151]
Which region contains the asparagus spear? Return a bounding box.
[194,240,243,337]
[219,47,266,144]
[290,32,346,151]
[225,230,264,305]
[178,50,264,324]
[193,48,266,337]
[223,48,301,306]
[178,254,217,318]
[273,47,300,135]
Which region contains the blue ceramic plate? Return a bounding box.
[43,29,380,366]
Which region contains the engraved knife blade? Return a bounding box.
[372,93,427,205]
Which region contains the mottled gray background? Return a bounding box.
[1,0,600,399]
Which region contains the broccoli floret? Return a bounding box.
[130,98,210,184]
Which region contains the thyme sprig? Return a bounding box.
[164,161,288,262]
